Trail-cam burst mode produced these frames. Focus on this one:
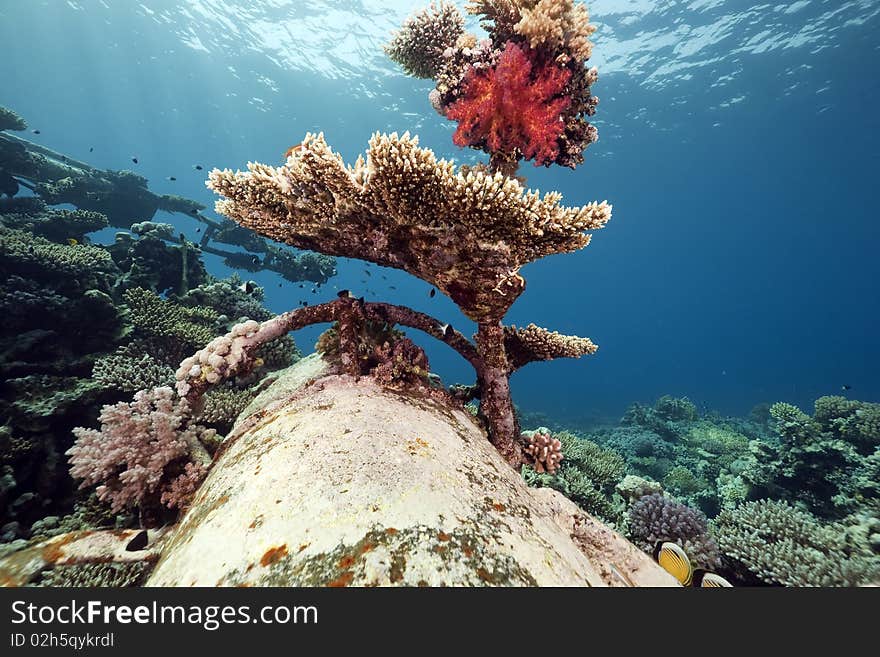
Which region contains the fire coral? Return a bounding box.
[446,41,571,167]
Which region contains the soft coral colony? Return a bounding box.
[66,1,607,528]
[386,0,600,175]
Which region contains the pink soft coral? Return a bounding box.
[446,41,571,166]
[68,386,214,512]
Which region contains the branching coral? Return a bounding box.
[208,132,609,323]
[524,431,563,473]
[67,387,215,515]
[513,0,596,63]
[713,500,880,586]
[92,353,175,394]
[0,106,27,132]
[446,41,572,167]
[123,287,220,351]
[391,0,601,172]
[628,493,721,570]
[0,225,118,295]
[207,133,608,463]
[504,322,596,370]
[522,429,625,523]
[743,398,879,518]
[385,1,465,79]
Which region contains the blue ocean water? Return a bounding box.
[2,0,878,426]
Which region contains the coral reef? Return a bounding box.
[521,429,625,523]
[743,397,880,518]
[713,500,880,586]
[524,431,563,474]
[124,287,221,351]
[627,493,721,570]
[385,1,465,79]
[0,175,302,541]
[67,387,215,516]
[388,0,601,171]
[207,131,608,463]
[446,41,572,167]
[33,561,151,587]
[0,106,27,132]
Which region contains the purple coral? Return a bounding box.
[628,493,721,569]
[67,386,215,513]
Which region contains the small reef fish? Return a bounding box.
[193,164,203,170]
[238,280,258,295]
[251,256,259,265]
[195,227,201,233]
[364,269,371,276]
[429,288,436,298]
[654,542,693,586]
[125,530,149,552]
[167,176,176,181]
[284,144,303,159]
[841,384,852,391]
[699,573,733,587]
[131,157,138,164]
[66,238,78,246]
[89,147,94,152]
[32,129,40,134]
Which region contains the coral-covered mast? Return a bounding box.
[202,0,610,466]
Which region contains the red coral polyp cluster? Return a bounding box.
[446,42,571,167]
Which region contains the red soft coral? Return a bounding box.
[446,41,571,166]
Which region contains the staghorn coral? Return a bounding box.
[385,1,465,79]
[713,500,880,586]
[446,41,572,167]
[628,493,721,570]
[67,387,214,515]
[207,131,610,324]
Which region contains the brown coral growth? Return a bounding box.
[525,431,563,474]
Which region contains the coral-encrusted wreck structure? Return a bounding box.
[1,1,677,587]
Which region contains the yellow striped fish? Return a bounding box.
[700,572,733,587]
[655,542,693,586]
